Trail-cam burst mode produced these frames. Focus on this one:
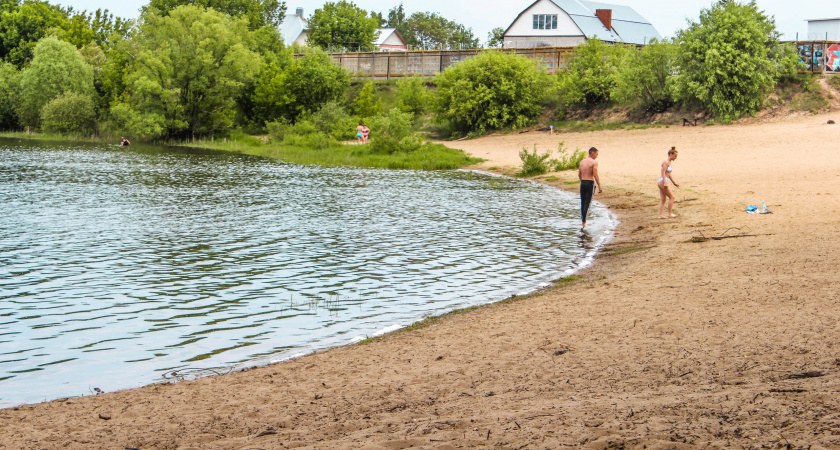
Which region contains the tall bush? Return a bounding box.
[434,51,547,134]
[17,37,94,129]
[556,38,627,107]
[612,38,677,112]
[252,49,350,123]
[0,62,20,129]
[674,0,796,122]
[353,82,382,119]
[368,107,421,153]
[40,92,97,135]
[395,76,429,115]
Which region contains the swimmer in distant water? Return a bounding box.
[658,147,679,218]
[120,137,130,147]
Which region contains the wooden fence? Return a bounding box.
[321,47,575,79]
[299,41,840,78]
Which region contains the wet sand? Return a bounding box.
[2,112,840,449]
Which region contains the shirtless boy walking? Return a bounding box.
[578,147,602,228]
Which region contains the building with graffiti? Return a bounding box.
[797,41,840,73]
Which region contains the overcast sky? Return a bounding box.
[55,0,836,42]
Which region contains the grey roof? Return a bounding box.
[280,13,308,46]
[542,0,661,45]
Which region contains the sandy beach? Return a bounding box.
[2,112,840,449]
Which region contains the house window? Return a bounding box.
[532,14,558,30]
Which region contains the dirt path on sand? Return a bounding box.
[2,113,840,449]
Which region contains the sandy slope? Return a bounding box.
[2,113,840,449]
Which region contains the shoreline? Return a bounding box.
[2,112,840,448]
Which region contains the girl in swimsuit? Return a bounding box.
[658,147,679,219]
[356,122,365,143]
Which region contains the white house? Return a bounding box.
[281,7,308,47]
[806,18,840,41]
[503,0,661,48]
[375,28,408,51]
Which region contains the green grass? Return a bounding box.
[0,131,114,143]
[1,129,482,170]
[179,138,483,170]
[547,120,662,133]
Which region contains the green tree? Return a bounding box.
[612,38,678,112]
[386,3,405,28]
[398,12,479,50]
[0,61,19,129]
[144,0,287,29]
[395,76,429,115]
[307,1,378,51]
[17,36,94,129]
[40,91,96,134]
[486,27,505,48]
[434,51,547,134]
[674,0,792,122]
[353,82,382,119]
[556,38,628,107]
[0,1,69,67]
[252,49,349,123]
[120,5,261,138]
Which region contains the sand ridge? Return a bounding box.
[1,113,840,449]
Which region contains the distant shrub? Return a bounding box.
[434,51,547,134]
[0,63,20,130]
[105,102,165,139]
[311,101,358,140]
[829,75,840,91]
[517,144,552,177]
[40,92,96,135]
[395,76,429,115]
[557,39,627,107]
[552,141,586,171]
[368,108,422,154]
[612,38,677,112]
[353,82,383,119]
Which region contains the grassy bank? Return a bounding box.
[181,137,482,170]
[0,130,483,171]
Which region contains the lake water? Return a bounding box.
[0,139,613,407]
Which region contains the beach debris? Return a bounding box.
[689,227,769,243]
[746,202,772,214]
[553,349,570,356]
[255,427,278,437]
[98,414,111,420]
[785,371,825,379]
[829,120,835,124]
[769,388,808,393]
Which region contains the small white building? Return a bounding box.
[806,18,840,41]
[503,0,661,48]
[375,28,408,51]
[281,7,308,47]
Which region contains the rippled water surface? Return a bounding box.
[0,139,612,407]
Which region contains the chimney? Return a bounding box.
[595,9,612,31]
[296,7,304,17]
